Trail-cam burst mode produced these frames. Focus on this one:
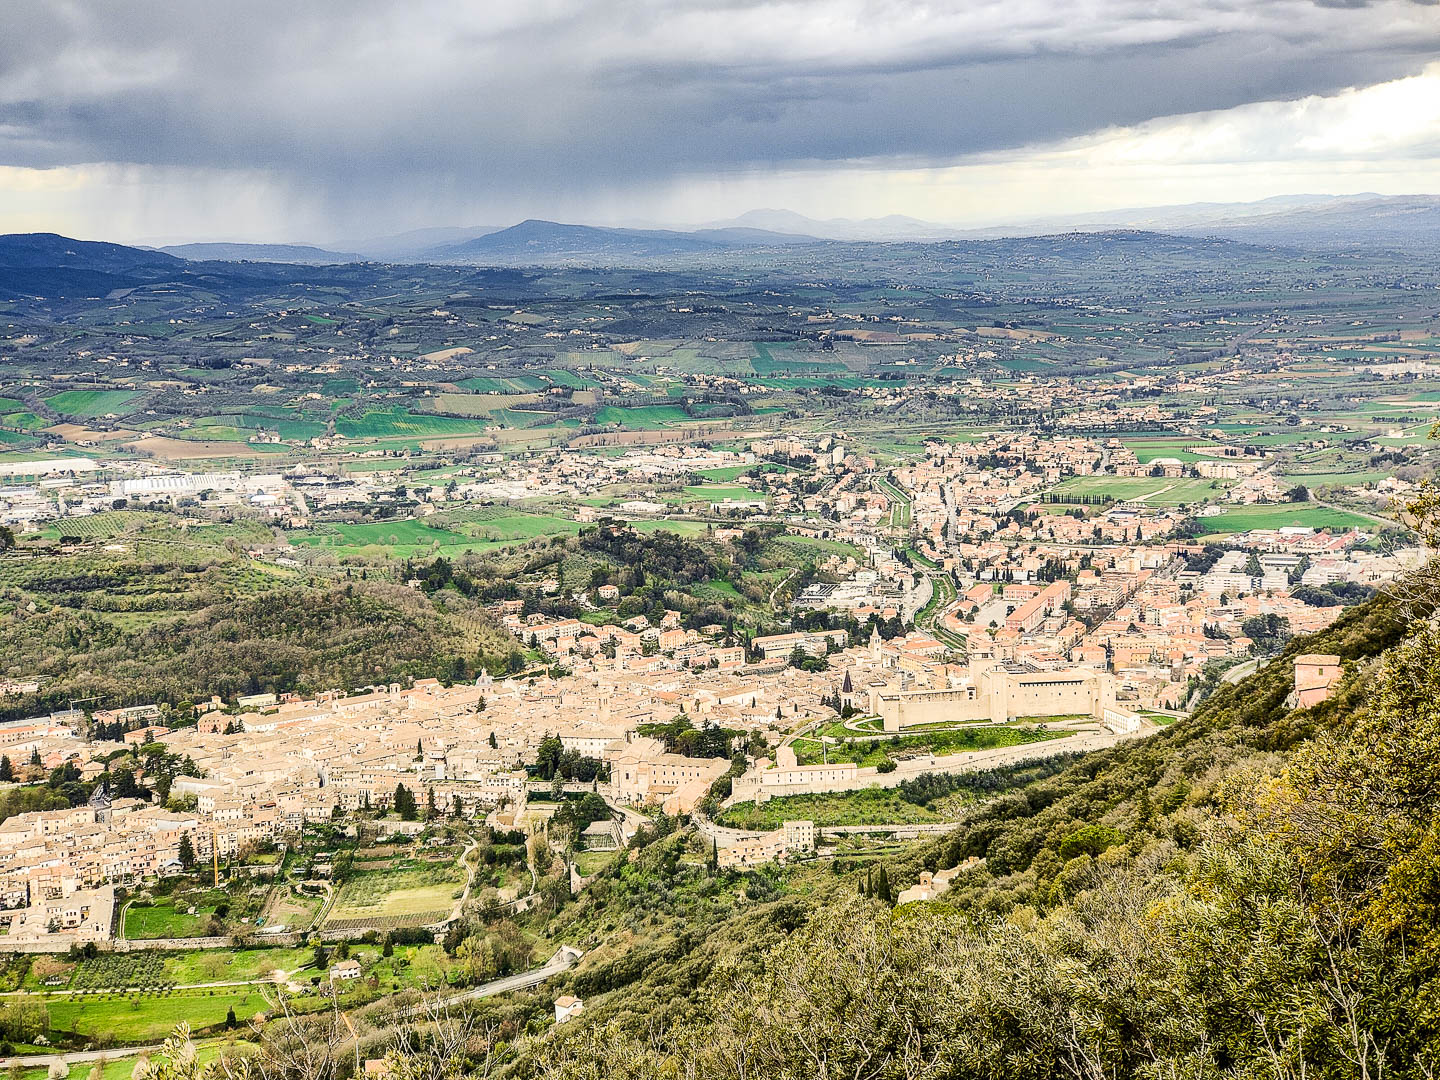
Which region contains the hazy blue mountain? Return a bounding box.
[350,225,505,261]
[1188,194,1440,251]
[0,232,186,299]
[714,209,974,241]
[710,194,1440,250]
[160,242,363,264]
[424,219,820,262]
[0,232,184,272]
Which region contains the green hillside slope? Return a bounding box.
[513,593,1440,1078]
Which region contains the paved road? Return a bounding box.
[386,946,583,1018]
[1222,657,1264,685]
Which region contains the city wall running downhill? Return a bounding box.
[723,716,1155,811]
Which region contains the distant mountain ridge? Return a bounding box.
[350,225,505,261]
[706,193,1440,250]
[421,219,822,262]
[160,242,363,264]
[0,233,183,272]
[0,232,186,300]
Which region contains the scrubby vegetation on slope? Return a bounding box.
[513,594,1440,1078]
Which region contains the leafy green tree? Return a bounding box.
[1057,823,1123,861]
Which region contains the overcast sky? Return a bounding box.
[2,0,1439,243]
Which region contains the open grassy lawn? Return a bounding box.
[718,788,944,830]
[694,463,789,482]
[44,987,276,1042]
[1277,468,1393,487]
[124,900,218,940]
[164,946,312,986]
[43,389,140,416]
[1197,503,1379,534]
[292,519,501,555]
[573,850,618,877]
[678,484,764,504]
[1,410,47,430]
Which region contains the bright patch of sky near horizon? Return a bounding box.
[0,0,1438,243]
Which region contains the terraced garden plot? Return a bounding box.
[322,864,463,930]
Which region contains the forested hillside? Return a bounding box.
[0,538,519,720]
[513,592,1440,1078]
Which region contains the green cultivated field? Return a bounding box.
[180,410,327,442]
[593,404,693,428]
[44,389,139,416]
[456,375,550,393]
[294,511,580,555]
[1121,438,1222,463]
[335,407,488,439]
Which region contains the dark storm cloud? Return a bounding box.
[1,0,1437,226]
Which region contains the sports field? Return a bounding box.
[1049,476,1231,506]
[1196,504,1378,534]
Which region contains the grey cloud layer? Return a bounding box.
[2,0,1437,215]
